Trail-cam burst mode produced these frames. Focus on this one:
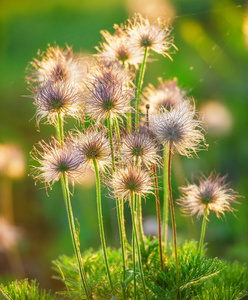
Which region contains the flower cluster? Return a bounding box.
[26,13,241,300]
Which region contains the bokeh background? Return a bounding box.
[0,0,247,294]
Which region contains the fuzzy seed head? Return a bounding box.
[143,77,184,114]
[85,61,134,122]
[32,137,84,186]
[97,25,144,68]
[32,80,84,125]
[27,45,85,84]
[74,129,111,171]
[126,14,174,57]
[177,173,239,218]
[150,100,206,157]
[111,165,152,199]
[121,128,159,167]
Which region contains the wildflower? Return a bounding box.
[111,164,152,200]
[32,80,84,126]
[121,127,159,167]
[150,100,206,156]
[27,45,85,84]
[32,137,84,186]
[126,13,174,58]
[74,129,111,171]
[178,173,239,218]
[142,77,184,113]
[85,61,134,123]
[97,24,143,68]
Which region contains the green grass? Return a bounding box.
[0,279,54,300]
[51,239,248,299]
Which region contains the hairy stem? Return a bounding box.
[145,103,163,270]
[57,113,89,298]
[130,193,148,300]
[107,116,115,171]
[127,103,132,134]
[135,47,148,130]
[132,229,137,300]
[56,112,64,145]
[198,207,208,254]
[136,194,145,252]
[61,174,90,299]
[108,117,127,297]
[152,163,164,272]
[93,159,113,290]
[163,145,169,248]
[167,145,180,299]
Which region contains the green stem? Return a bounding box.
[163,145,169,248]
[93,159,113,290]
[56,113,89,298]
[61,174,90,299]
[152,163,164,272]
[145,104,164,271]
[130,193,148,300]
[56,112,64,144]
[167,145,180,299]
[127,103,132,134]
[108,118,128,298]
[107,116,115,172]
[198,207,208,254]
[135,47,148,130]
[113,118,123,167]
[132,229,137,300]
[136,194,145,252]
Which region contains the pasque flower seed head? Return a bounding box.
[32,80,84,126]
[111,164,153,200]
[178,173,240,218]
[150,100,206,157]
[32,137,84,187]
[97,24,144,68]
[73,128,111,171]
[143,77,184,114]
[85,60,134,123]
[121,127,159,168]
[126,14,174,58]
[27,45,85,84]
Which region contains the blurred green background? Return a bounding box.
[0,0,247,293]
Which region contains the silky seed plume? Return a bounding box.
[178,173,240,218]
[150,100,206,157]
[31,137,84,187]
[111,164,153,200]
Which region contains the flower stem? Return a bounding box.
[93,158,113,290]
[163,145,169,248]
[167,145,180,299]
[132,229,137,300]
[152,163,164,272]
[107,116,115,171]
[56,112,89,298]
[60,174,90,299]
[127,103,132,134]
[145,104,164,271]
[56,112,64,145]
[136,194,145,252]
[198,207,208,254]
[135,47,148,130]
[108,118,128,297]
[130,193,148,300]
